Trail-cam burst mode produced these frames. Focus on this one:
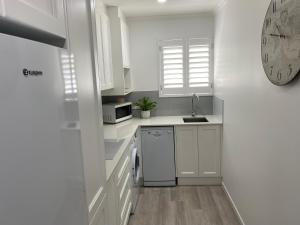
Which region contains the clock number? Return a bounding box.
[288,64,293,77]
[277,71,282,81]
[262,37,267,46]
[270,66,274,75]
[265,18,271,29]
[264,53,269,63]
[273,0,277,13]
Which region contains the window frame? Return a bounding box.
[158,38,213,98]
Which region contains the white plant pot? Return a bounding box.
[141,110,151,119]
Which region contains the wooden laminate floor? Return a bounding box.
[128,186,241,225]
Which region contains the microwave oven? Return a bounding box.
[102,102,133,124]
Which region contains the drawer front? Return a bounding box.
[114,149,131,186]
[113,140,133,225]
[118,170,131,202]
[122,203,132,225]
[89,194,108,225]
[118,172,131,209]
[120,190,132,225]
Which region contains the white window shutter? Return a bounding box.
[159,39,186,97]
[159,38,213,97]
[187,38,212,95]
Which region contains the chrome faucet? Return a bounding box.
[191,93,199,117]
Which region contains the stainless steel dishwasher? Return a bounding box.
[141,127,176,186]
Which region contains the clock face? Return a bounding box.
[261,0,300,86]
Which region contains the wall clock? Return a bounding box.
[261,0,300,86]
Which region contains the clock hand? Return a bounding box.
[269,33,288,39]
[274,23,289,38]
[275,24,282,34]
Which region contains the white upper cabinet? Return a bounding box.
[120,19,130,69]
[0,0,66,38]
[198,126,221,177]
[100,14,114,90]
[102,6,133,96]
[94,3,114,91]
[94,10,106,91]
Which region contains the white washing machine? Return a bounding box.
[130,130,141,214]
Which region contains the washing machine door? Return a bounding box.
[131,146,140,185]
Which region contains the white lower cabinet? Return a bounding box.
[89,194,109,225]
[198,126,221,177]
[107,144,132,225]
[175,126,199,177]
[175,125,222,184]
[107,178,118,225]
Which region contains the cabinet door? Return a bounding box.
[95,10,114,91]
[198,126,221,177]
[2,0,66,38]
[125,22,131,68]
[175,126,199,177]
[94,10,106,90]
[120,20,130,68]
[89,195,109,225]
[100,14,114,90]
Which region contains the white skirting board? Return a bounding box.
[222,182,246,225]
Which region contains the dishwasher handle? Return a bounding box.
[143,130,173,137]
[147,131,162,137]
[142,127,174,137]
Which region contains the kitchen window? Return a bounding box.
[159,38,213,97]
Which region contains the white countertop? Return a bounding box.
[104,115,222,180]
[105,135,132,181]
[104,115,222,141]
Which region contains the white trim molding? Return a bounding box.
[222,182,246,225]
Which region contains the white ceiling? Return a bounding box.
[102,0,222,17]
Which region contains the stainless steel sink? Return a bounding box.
[183,117,209,123]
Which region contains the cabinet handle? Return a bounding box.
[120,172,130,200]
[181,172,195,175]
[122,201,132,225]
[118,156,129,182]
[121,190,131,220]
[204,172,216,175]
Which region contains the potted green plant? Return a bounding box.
[135,97,157,119]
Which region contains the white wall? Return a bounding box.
[128,14,215,91]
[214,0,300,225]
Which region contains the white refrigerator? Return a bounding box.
[0,33,88,225]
